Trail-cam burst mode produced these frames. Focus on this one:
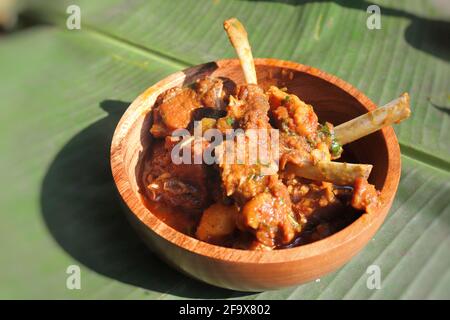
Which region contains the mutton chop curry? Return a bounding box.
[141,18,411,250]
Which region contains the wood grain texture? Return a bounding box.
[111,58,401,291]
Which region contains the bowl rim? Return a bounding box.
[110,58,401,264]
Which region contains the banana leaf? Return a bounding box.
[0,0,449,299]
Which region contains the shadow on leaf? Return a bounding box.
[40,99,248,299]
[242,0,450,62]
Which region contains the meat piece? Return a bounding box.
[196,203,238,245]
[195,77,235,109]
[219,106,273,201]
[150,77,234,138]
[282,176,361,246]
[278,132,313,169]
[236,84,271,130]
[219,84,275,202]
[150,87,200,137]
[266,87,332,168]
[159,89,199,131]
[284,176,342,221]
[351,177,380,213]
[278,132,332,172]
[240,179,299,247]
[143,139,211,213]
[267,86,319,139]
[221,160,271,204]
[218,84,301,248]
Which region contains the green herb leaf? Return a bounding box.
[319,123,331,136]
[330,140,343,157]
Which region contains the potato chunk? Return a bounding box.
[196,203,237,244]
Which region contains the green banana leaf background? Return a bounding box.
[0,0,449,299]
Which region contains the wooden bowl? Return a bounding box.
[110,59,401,291]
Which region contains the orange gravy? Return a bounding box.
[141,195,199,236]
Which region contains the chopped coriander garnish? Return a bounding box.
[283,95,290,103]
[319,123,331,136]
[225,116,234,126]
[330,140,343,157]
[318,123,343,157]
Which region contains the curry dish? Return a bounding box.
[140,18,410,250]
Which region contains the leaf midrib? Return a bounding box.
[29,10,450,173]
